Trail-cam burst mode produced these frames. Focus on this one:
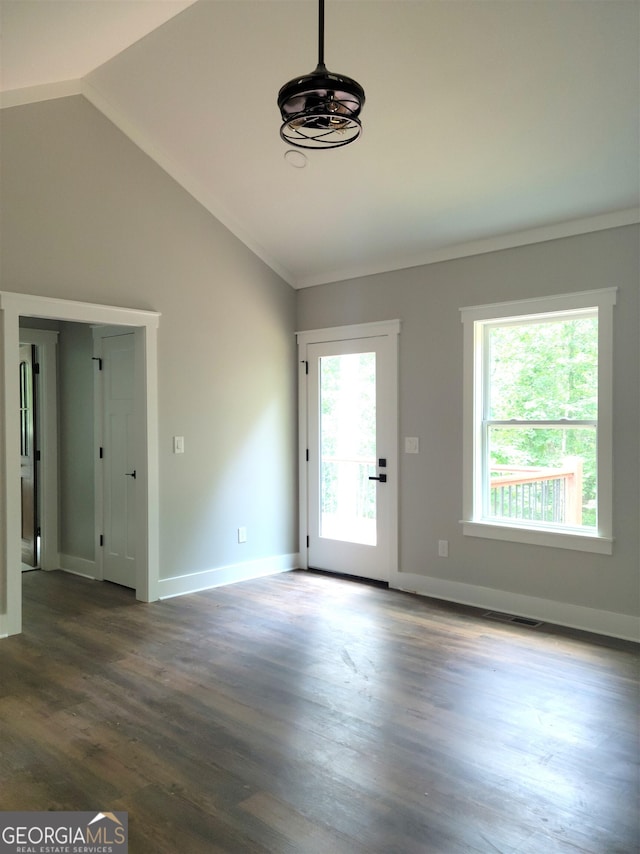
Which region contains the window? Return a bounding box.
[461,289,616,554]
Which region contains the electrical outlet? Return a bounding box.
[237,527,247,544]
[438,539,448,558]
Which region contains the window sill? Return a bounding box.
[461,520,613,554]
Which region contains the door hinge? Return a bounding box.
[99,446,104,459]
[34,362,40,375]
[300,360,308,374]
[306,535,310,548]
[36,526,41,538]
[99,534,104,547]
[35,450,41,462]
[306,449,309,462]
[92,357,103,370]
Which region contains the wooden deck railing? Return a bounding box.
[490,456,584,525]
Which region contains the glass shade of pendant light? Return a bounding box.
[278,0,365,149]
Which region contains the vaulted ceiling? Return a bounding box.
[1,1,638,288]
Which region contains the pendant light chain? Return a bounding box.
[318,0,325,68]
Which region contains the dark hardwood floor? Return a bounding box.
[0,569,637,853]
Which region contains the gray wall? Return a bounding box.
[57,321,95,561]
[2,95,298,581]
[3,93,637,627]
[297,226,640,619]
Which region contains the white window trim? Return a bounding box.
[460,288,616,555]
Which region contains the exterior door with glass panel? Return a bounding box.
[302,325,398,582]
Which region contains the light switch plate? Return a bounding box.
[405,437,419,454]
[173,436,184,454]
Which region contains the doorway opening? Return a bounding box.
[0,291,160,638]
[20,341,38,568]
[18,327,60,574]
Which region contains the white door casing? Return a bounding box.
[0,292,160,637]
[297,321,400,582]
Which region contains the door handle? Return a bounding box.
[368,473,387,483]
[125,470,137,479]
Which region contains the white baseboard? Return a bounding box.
[59,554,98,580]
[390,571,640,643]
[34,553,640,641]
[158,553,299,600]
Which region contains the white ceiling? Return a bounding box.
[1,0,638,288]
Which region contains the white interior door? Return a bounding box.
[102,333,136,588]
[300,323,399,582]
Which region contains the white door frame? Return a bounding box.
[93,325,137,586]
[0,291,161,637]
[296,320,400,577]
[18,327,60,571]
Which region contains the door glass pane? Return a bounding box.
[319,352,376,545]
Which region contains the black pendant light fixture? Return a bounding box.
[278,0,365,149]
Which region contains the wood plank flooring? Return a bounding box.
[0,569,638,853]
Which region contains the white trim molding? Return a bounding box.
[3,83,636,291]
[296,320,401,580]
[461,520,613,554]
[294,210,640,289]
[296,319,402,346]
[392,571,640,643]
[0,80,83,109]
[460,287,617,554]
[0,291,160,637]
[158,554,298,600]
[59,555,98,581]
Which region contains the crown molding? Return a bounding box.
[2,80,637,292]
[0,80,83,109]
[294,208,640,289]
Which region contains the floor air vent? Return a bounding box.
[483,611,543,628]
